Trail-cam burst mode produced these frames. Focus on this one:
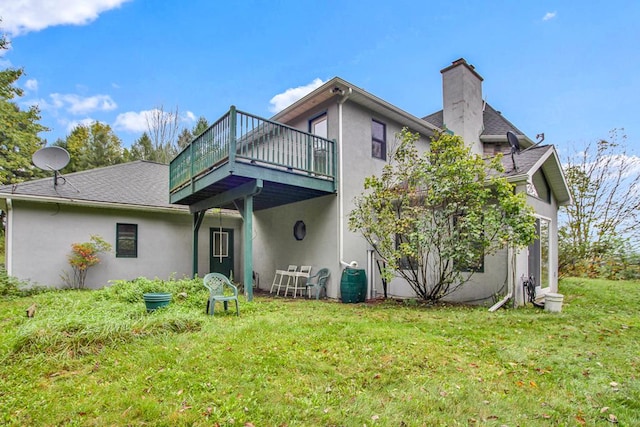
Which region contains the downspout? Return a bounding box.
[489,245,514,312]
[337,88,353,269]
[5,198,12,275]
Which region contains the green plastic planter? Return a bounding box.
[143,293,172,312]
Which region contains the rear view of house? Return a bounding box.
[1,59,570,306]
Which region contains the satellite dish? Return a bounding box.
[32,146,70,171]
[506,131,520,172]
[506,131,520,153]
[32,146,71,187]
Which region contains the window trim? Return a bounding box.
[371,119,386,160]
[309,112,329,174]
[212,230,230,258]
[116,223,138,258]
[308,112,328,137]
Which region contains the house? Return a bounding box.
[1,58,570,305]
[0,161,242,288]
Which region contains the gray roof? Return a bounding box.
[499,145,553,178]
[422,103,526,136]
[497,144,571,205]
[0,161,179,210]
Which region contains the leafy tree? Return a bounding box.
[177,116,210,150]
[192,116,209,137]
[55,122,125,172]
[80,122,124,169]
[176,127,192,150]
[0,29,48,249]
[349,129,536,302]
[0,55,47,185]
[128,132,154,161]
[559,129,640,277]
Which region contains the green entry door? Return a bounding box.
[210,228,234,278]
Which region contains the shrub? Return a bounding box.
[101,276,208,310]
[0,267,24,297]
[0,267,47,298]
[63,235,111,289]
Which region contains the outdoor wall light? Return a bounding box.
[293,220,306,241]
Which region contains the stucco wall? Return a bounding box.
[270,99,435,300]
[251,95,561,305]
[338,102,434,299]
[7,200,241,288]
[253,194,339,296]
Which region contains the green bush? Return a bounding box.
[0,267,46,298]
[100,276,209,311]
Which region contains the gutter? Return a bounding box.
[0,193,240,218]
[4,198,12,275]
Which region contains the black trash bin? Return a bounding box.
[340,268,367,303]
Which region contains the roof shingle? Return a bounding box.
[422,103,526,136]
[0,161,176,209]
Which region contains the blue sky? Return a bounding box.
[1,0,639,156]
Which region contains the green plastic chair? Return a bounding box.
[204,273,239,316]
[305,268,330,299]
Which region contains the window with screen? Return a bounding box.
[116,223,137,258]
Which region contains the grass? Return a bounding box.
[0,277,639,426]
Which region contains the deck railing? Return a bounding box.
[169,106,336,193]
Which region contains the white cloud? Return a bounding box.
[0,0,131,36]
[543,11,557,21]
[184,111,196,122]
[114,108,197,133]
[24,78,38,91]
[269,78,325,113]
[113,110,151,133]
[48,93,117,115]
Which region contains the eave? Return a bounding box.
[0,192,240,217]
[272,77,439,136]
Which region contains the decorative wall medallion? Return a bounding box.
[294,220,306,240]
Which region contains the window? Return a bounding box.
[372,119,386,160]
[456,242,485,273]
[528,217,551,288]
[212,231,229,258]
[310,113,328,174]
[395,233,416,270]
[539,219,550,288]
[310,114,327,138]
[116,223,137,258]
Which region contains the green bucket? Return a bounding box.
[340,268,367,303]
[143,293,172,312]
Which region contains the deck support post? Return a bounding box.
[192,210,206,277]
[243,194,254,301]
[232,179,262,302]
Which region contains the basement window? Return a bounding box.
[116,223,138,258]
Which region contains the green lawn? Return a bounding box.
[1,277,639,426]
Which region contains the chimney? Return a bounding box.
[441,58,484,154]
